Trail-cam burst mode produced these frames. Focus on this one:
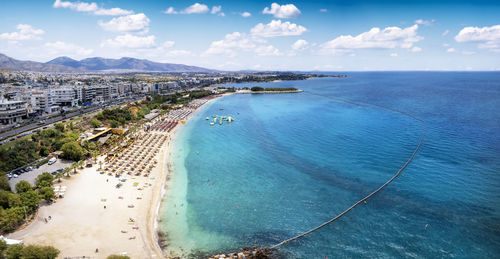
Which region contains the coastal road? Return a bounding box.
[0,96,143,143]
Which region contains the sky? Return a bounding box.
[0,0,499,71]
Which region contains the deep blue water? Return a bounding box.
[160,72,500,258]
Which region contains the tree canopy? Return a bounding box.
[0,172,10,191]
[15,181,32,193]
[61,142,85,161]
[35,173,54,188]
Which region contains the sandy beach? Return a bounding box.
[7,95,224,259]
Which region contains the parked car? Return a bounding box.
[48,157,57,165]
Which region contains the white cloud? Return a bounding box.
[411,46,422,52]
[250,20,307,37]
[455,25,500,52]
[44,41,93,56]
[390,53,398,57]
[53,0,96,12]
[320,9,328,12]
[203,32,257,57]
[101,34,156,48]
[53,0,132,16]
[94,8,133,16]
[0,24,44,41]
[182,3,209,14]
[414,19,435,26]
[320,24,423,55]
[98,13,150,33]
[211,6,222,14]
[447,48,455,52]
[162,41,175,48]
[254,45,283,56]
[262,3,301,18]
[442,30,449,36]
[291,39,309,50]
[164,7,178,14]
[165,3,221,15]
[241,12,251,18]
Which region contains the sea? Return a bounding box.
[159,72,500,258]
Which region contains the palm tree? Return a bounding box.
[71,162,78,174]
[78,160,84,169]
[63,167,71,178]
[55,172,63,183]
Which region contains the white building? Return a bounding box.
[0,98,27,125]
[50,88,78,107]
[30,90,52,114]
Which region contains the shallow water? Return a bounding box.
[160,72,500,258]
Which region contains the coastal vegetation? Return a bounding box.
[250,86,298,92]
[0,172,57,233]
[0,242,59,259]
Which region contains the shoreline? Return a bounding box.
[6,93,229,259]
[154,94,226,256]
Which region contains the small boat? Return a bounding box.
[210,122,215,126]
[205,117,209,120]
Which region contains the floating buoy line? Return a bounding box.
[210,90,427,258]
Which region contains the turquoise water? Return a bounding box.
[160,72,500,258]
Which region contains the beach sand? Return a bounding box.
[7,95,225,259]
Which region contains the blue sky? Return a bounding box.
[0,0,499,71]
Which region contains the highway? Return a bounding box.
[0,96,144,143]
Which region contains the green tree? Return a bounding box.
[38,187,55,202]
[110,120,120,128]
[0,190,21,209]
[19,190,40,213]
[62,167,71,178]
[90,119,102,128]
[0,171,11,191]
[0,239,7,256]
[61,142,85,161]
[106,255,130,259]
[15,181,32,193]
[4,243,23,259]
[21,245,60,259]
[55,123,65,132]
[39,146,50,157]
[0,207,25,232]
[250,86,264,91]
[35,173,54,188]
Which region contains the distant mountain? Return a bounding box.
[0,53,213,73]
[0,53,82,73]
[46,56,213,72]
[45,56,81,68]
